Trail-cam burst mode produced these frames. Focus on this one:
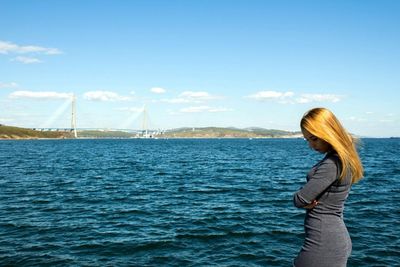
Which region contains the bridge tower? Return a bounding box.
[71,94,78,138]
[141,104,149,137]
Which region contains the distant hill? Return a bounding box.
[0,125,73,139]
[162,127,301,138]
[0,125,302,139]
[78,127,302,138]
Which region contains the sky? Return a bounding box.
[1,0,399,137]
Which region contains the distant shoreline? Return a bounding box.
[0,136,304,140]
[1,125,398,140]
[0,125,302,140]
[0,136,397,140]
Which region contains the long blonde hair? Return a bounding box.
[301,107,363,183]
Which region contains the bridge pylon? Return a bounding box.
[71,94,78,138]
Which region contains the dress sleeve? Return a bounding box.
[293,157,339,208]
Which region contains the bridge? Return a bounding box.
[32,127,161,134]
[31,97,158,138]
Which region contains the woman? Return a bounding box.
[293,107,363,267]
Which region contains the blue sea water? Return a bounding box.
[0,138,399,266]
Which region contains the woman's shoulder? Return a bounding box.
[313,151,340,168]
[321,151,342,169]
[325,151,339,161]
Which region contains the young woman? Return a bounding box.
[293,107,363,267]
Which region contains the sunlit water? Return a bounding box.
[0,138,399,266]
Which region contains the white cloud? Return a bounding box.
[180,91,220,101]
[150,87,166,94]
[161,91,221,104]
[0,40,62,55]
[0,41,15,54]
[179,106,232,113]
[0,82,18,89]
[296,94,342,103]
[12,56,42,64]
[247,91,294,102]
[346,116,367,122]
[247,90,342,104]
[83,91,131,101]
[9,91,72,100]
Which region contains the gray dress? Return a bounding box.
[293,152,352,267]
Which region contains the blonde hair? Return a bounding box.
[301,107,363,183]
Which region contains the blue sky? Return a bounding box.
[1,0,399,137]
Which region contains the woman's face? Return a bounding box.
[302,129,332,154]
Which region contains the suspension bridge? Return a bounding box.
[32,96,160,138]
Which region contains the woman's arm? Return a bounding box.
[293,157,339,208]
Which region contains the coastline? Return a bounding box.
[0,135,304,140]
[0,125,303,140]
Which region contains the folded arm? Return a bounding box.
[293,158,339,208]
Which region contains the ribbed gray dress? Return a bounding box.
[293,152,352,267]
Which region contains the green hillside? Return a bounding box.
[0,125,73,139]
[0,125,301,139]
[162,127,301,138]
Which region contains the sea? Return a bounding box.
[0,138,399,266]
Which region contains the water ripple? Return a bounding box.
[0,138,399,266]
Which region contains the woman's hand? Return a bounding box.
[304,200,318,209]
